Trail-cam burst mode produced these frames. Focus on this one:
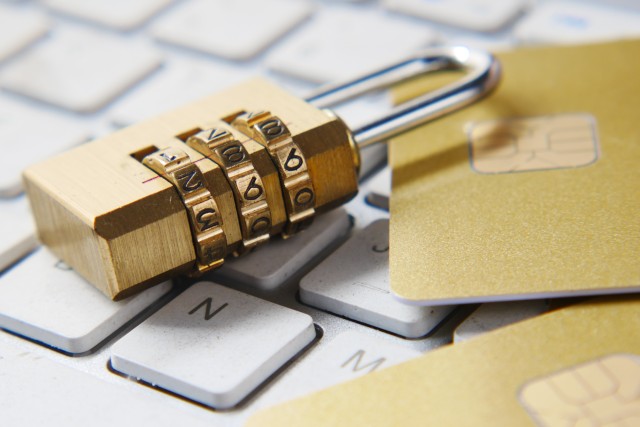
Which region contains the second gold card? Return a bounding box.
[247,296,640,427]
[389,40,640,305]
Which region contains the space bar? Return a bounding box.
[0,340,211,426]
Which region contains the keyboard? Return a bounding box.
[1,0,640,425]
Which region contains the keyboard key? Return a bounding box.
[453,300,549,343]
[265,331,421,404]
[364,193,389,212]
[596,0,640,11]
[0,196,36,272]
[0,340,212,427]
[446,34,515,53]
[383,0,528,32]
[0,5,49,62]
[111,281,315,409]
[43,0,172,30]
[358,142,388,181]
[363,166,390,211]
[344,195,389,234]
[110,59,251,127]
[213,208,351,290]
[300,219,454,338]
[345,166,390,232]
[328,91,393,131]
[514,1,640,45]
[151,0,314,60]
[363,166,390,195]
[0,248,172,354]
[0,97,88,197]
[266,8,437,83]
[0,29,161,112]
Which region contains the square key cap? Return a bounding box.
[0,248,172,354]
[0,196,37,272]
[0,28,161,112]
[0,96,88,197]
[151,0,313,60]
[111,281,316,409]
[0,5,49,62]
[266,8,437,83]
[109,59,250,127]
[383,0,528,32]
[300,219,454,338]
[43,0,172,31]
[264,331,421,406]
[213,208,351,289]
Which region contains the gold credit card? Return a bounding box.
[389,39,640,304]
[246,296,640,427]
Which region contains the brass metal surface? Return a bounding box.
[186,123,275,252]
[233,111,317,236]
[23,78,359,299]
[247,295,640,427]
[143,148,227,273]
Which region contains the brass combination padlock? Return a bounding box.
[23,47,500,300]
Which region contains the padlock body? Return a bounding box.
[24,78,358,299]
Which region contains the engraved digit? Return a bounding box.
[221,144,245,164]
[248,111,265,119]
[208,128,228,141]
[250,217,271,235]
[259,119,284,137]
[243,176,263,201]
[176,169,203,193]
[284,148,303,172]
[160,152,177,162]
[196,208,218,232]
[294,188,314,206]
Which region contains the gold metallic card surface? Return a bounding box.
[389,39,640,304]
[246,297,640,427]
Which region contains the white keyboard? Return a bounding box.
[1,1,639,425]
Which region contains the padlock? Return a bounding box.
[23,47,500,300]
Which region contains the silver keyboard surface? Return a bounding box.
[1,1,640,425]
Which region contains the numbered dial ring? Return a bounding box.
[232,111,315,236]
[143,148,226,272]
[187,125,272,251]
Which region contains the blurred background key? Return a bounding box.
[0,29,161,113]
[0,196,36,272]
[514,1,640,44]
[42,0,173,31]
[0,97,88,196]
[383,0,530,32]
[109,59,251,127]
[0,5,49,62]
[266,7,438,83]
[151,0,314,60]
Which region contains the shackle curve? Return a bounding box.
[305,46,501,148]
